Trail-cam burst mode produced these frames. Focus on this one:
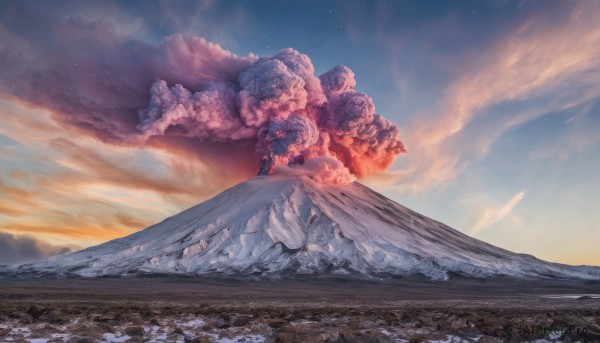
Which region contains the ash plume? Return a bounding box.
[139,44,407,181]
[0,24,406,183]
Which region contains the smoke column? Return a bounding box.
[136,40,407,182]
[0,31,406,184]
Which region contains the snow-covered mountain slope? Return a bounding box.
[4,176,600,280]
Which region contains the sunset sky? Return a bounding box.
[0,0,599,266]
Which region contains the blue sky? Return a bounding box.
[0,0,598,265]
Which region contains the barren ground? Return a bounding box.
[0,277,599,342]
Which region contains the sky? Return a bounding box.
[0,0,599,266]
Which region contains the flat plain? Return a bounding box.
[0,276,599,342]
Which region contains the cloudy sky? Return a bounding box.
[0,0,598,266]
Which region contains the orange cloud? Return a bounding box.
[0,99,242,248]
[8,170,30,182]
[0,203,25,216]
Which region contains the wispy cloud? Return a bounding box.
[473,191,525,234]
[380,1,600,192]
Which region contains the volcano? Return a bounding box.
[4,176,600,280]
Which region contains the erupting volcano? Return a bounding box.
[2,35,598,282]
[5,175,600,280]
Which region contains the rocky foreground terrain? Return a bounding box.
[1,277,600,342]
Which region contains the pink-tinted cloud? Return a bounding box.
[273,156,356,185]
[0,16,406,182]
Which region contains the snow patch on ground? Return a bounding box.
[50,333,73,341]
[543,294,600,299]
[176,318,206,327]
[213,335,266,343]
[290,320,319,326]
[102,332,131,342]
[10,327,31,337]
[548,330,563,340]
[146,325,169,341]
[428,335,464,343]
